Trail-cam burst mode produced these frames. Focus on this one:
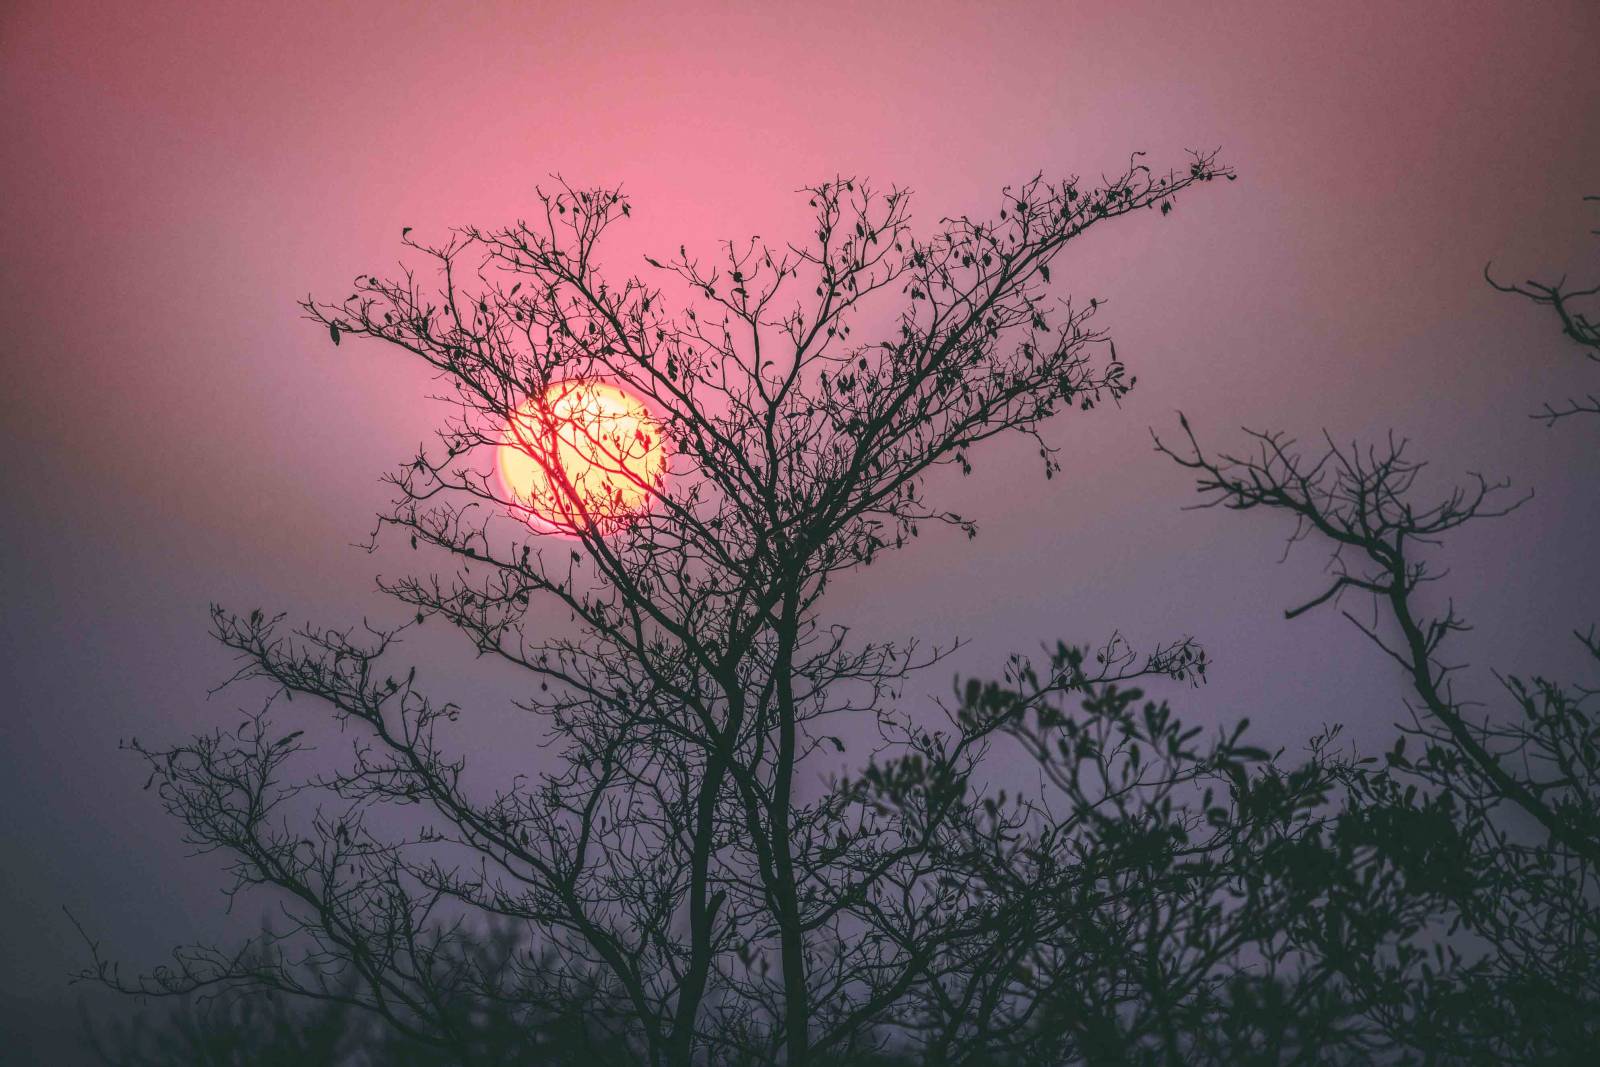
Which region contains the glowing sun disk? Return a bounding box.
[496,380,667,534]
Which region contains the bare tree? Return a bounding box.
[78,154,1303,1066]
[1156,418,1600,1062]
[1487,194,1600,424]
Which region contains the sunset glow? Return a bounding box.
[496,380,667,534]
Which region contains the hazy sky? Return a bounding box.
[3,0,1597,1053]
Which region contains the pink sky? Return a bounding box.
[2,0,1597,1051]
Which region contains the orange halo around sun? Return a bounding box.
[496,380,667,535]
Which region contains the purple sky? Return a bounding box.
[3,0,1598,1051]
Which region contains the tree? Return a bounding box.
[1486,194,1600,424]
[82,927,630,1066]
[1154,411,1600,1060]
[862,642,1376,1065]
[89,638,1376,1065]
[79,153,1339,1066]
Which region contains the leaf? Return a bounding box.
[329,323,341,346]
[402,226,413,237]
[1040,265,1050,283]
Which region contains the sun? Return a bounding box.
[496,380,667,535]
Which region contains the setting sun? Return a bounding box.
[496,380,667,534]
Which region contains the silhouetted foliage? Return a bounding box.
[1155,413,1600,1060]
[84,160,1597,1065]
[85,928,637,1066]
[83,155,1346,1067]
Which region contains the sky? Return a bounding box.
[3,0,1597,1056]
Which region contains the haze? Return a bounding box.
[2,0,1596,1057]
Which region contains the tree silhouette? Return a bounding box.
[1154,414,1600,1059]
[80,160,1600,1064]
[83,927,634,1066]
[82,154,1407,1067]
[1487,194,1600,424]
